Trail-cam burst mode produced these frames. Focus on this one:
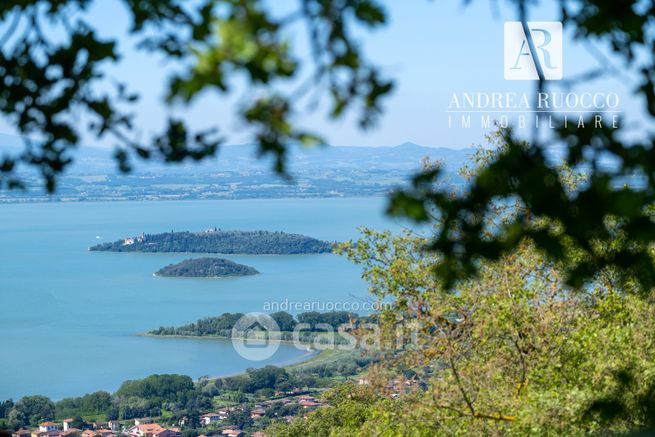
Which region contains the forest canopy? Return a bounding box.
[90,230,333,254]
[154,257,259,278]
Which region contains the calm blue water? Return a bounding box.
[0,198,397,400]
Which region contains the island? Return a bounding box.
[154,257,259,278]
[89,228,334,254]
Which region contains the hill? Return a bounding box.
[155,258,259,278]
[0,136,475,203]
[89,229,333,254]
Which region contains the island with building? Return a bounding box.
[89,229,333,255]
[154,258,259,278]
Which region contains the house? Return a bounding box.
[157,429,179,437]
[62,420,74,431]
[81,430,97,437]
[220,430,243,437]
[32,431,63,437]
[39,423,60,433]
[299,399,322,408]
[61,429,81,437]
[12,429,32,437]
[250,407,266,419]
[133,419,152,427]
[107,421,121,432]
[127,424,180,437]
[177,417,188,427]
[200,413,222,426]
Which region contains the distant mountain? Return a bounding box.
[282,142,475,174]
[0,133,478,202]
[1,133,476,176]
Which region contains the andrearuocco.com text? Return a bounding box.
[263,299,390,312]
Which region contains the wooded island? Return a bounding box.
[154,258,259,278]
[90,229,333,254]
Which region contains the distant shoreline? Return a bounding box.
[136,332,324,380]
[0,194,390,205]
[200,349,323,382]
[136,332,314,348]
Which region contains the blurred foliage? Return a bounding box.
[267,142,655,435]
[0,0,392,191]
[390,0,655,293]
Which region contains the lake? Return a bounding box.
[0,197,398,400]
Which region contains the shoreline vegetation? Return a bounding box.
[89,229,334,255]
[153,258,259,278]
[146,311,369,346]
[0,341,369,437]
[0,346,370,435]
[137,310,373,383]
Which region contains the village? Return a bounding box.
[8,393,328,437]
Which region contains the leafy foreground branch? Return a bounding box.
[388,0,655,294]
[269,228,655,436]
[0,0,392,191]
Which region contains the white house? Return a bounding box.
[38,423,59,433]
[199,413,222,426]
[107,421,121,432]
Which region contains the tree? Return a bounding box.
[2,0,653,294]
[267,384,375,436]
[11,396,55,427]
[224,407,253,430]
[267,147,655,435]
[265,227,655,435]
[2,0,655,294]
[388,0,655,293]
[270,311,296,332]
[0,400,13,419]
[0,0,391,191]
[115,374,194,402]
[245,366,291,392]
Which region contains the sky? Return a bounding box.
[0,0,649,149]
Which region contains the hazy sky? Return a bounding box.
[0,0,648,149]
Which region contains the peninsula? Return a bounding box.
[89,228,333,254]
[155,257,259,278]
